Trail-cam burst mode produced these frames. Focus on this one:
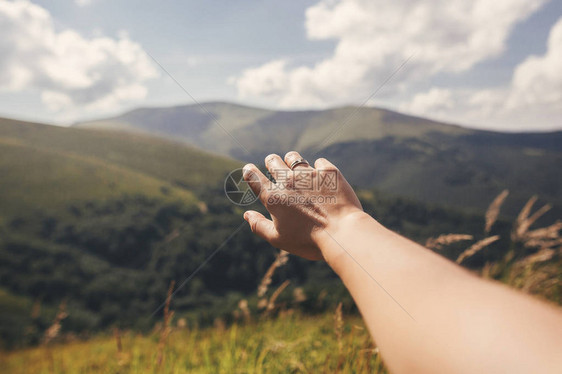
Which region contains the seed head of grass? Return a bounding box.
[485,189,509,234]
[456,236,500,264]
[258,250,289,298]
[426,234,474,250]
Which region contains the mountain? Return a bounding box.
[76,102,562,214]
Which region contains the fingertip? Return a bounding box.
[314,157,337,170]
[244,210,262,221]
[265,153,279,164]
[243,163,255,178]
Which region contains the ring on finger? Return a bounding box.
[289,158,309,170]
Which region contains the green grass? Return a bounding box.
[0,312,385,374]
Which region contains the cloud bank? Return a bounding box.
[233,0,559,130]
[0,0,157,117]
[402,16,562,131]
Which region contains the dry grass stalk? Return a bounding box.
[517,248,556,267]
[334,302,344,354]
[113,327,122,353]
[517,196,538,226]
[523,221,562,241]
[485,189,509,233]
[293,287,307,303]
[512,196,552,241]
[42,300,68,345]
[526,204,552,228]
[513,219,561,251]
[266,279,291,313]
[113,327,131,366]
[176,318,187,329]
[426,234,473,250]
[520,264,560,294]
[238,299,252,323]
[524,237,562,250]
[258,250,289,297]
[481,262,494,279]
[156,280,175,367]
[456,236,500,264]
[257,298,268,309]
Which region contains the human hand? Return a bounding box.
[242,151,364,260]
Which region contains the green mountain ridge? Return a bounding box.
[76,102,562,214]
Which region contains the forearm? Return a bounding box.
[320,212,562,374]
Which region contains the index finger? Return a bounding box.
[243,163,274,205]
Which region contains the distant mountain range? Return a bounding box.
[76,102,562,214]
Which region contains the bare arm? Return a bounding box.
[242,151,562,374]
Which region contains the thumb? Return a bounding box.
[244,210,280,245]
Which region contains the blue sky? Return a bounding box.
[1,0,561,131]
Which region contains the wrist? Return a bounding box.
[314,210,381,272]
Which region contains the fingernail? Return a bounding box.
[244,211,255,222]
[243,164,256,181]
[243,164,252,177]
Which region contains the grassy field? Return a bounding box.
[0,311,385,374]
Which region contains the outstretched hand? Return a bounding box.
[242,151,363,261]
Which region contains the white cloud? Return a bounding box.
[406,88,454,116]
[401,16,562,131]
[75,0,94,7]
[0,0,158,117]
[233,0,547,109]
[508,18,562,111]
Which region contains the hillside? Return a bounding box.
[76,102,562,214]
[0,117,241,202]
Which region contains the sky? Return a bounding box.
[0,0,561,131]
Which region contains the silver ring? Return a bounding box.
[289,158,309,170]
